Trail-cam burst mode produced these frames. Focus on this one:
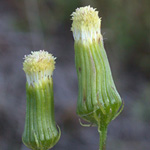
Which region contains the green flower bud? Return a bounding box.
[71,6,124,150]
[22,50,61,150]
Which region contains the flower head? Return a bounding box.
[71,6,102,43]
[22,50,60,150]
[71,5,123,127]
[23,50,56,86]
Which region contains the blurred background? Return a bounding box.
[0,0,150,150]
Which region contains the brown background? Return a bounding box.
[0,0,150,150]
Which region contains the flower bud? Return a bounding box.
[71,6,123,127]
[22,50,60,150]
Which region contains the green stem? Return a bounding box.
[98,125,108,150]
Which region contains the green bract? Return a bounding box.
[75,40,123,126]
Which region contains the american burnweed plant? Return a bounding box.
[22,50,61,150]
[71,6,124,150]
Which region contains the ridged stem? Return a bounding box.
[98,124,107,150]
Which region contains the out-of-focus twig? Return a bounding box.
[24,0,45,49]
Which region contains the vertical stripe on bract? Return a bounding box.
[80,46,88,112]
[37,85,45,142]
[91,43,106,115]
[45,80,53,144]
[99,45,122,124]
[75,44,87,115]
[83,46,92,112]
[98,44,114,123]
[33,85,40,148]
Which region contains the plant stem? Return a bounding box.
[98,125,108,150]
